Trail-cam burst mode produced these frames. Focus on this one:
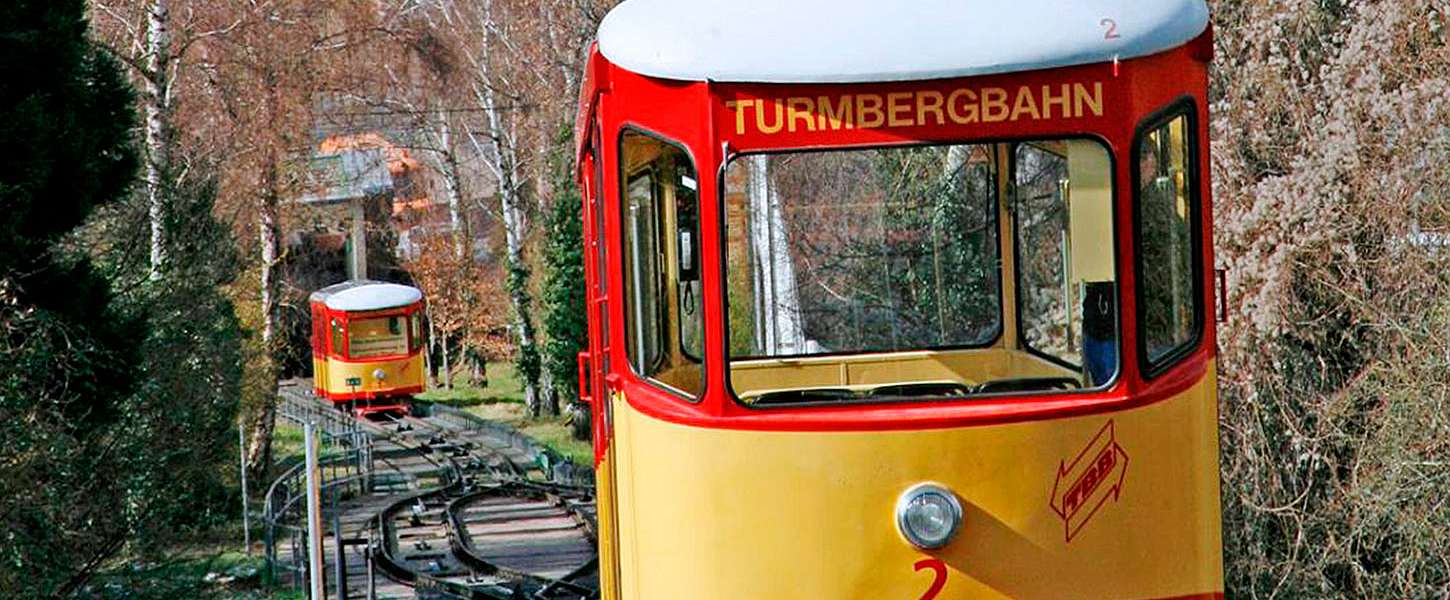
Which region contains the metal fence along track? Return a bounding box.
[261,382,597,599]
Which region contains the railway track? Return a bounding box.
[269,382,598,599]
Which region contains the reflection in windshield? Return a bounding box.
[348,316,407,358]
[725,144,1001,359]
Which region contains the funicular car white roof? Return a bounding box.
[597,0,1210,84]
[310,281,423,312]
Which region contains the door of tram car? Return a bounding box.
[582,127,611,455]
[580,120,624,598]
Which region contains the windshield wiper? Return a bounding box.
[752,382,978,406]
[972,377,1080,394]
[867,382,975,399]
[750,388,858,406]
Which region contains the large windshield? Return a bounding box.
[724,139,1118,405]
[348,315,409,359]
[725,145,1001,358]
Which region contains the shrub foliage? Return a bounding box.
[1210,1,1450,596]
[0,2,243,596]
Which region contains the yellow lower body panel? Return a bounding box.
[318,354,424,399]
[596,443,622,598]
[603,370,1222,599]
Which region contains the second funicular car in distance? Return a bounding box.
[310,280,426,416]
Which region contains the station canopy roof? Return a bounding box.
[597,0,1210,83]
[311,280,423,312]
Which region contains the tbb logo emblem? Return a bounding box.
[1049,420,1129,542]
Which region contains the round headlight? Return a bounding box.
[372,368,387,381]
[895,483,963,549]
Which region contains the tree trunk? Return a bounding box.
[441,333,452,389]
[436,114,468,259]
[747,156,805,355]
[143,0,171,279]
[465,1,544,415]
[539,362,557,416]
[427,310,438,387]
[423,310,434,389]
[499,175,544,414]
[469,347,482,383]
[246,159,281,477]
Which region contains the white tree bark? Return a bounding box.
[747,156,805,355]
[441,332,453,389]
[260,199,278,349]
[453,0,544,414]
[143,0,171,279]
[434,114,468,259]
[489,122,542,411]
[247,172,281,474]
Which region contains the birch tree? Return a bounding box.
[414,0,549,414]
[92,0,180,278]
[746,156,806,354]
[93,0,252,279]
[182,0,339,476]
[141,0,170,278]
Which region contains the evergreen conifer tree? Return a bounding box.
[0,0,150,594]
[540,126,588,429]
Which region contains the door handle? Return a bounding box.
[1215,267,1229,323]
[576,351,592,406]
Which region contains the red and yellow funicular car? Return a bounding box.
[575,0,1223,598]
[309,280,426,416]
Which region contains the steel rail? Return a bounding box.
[263,384,599,597]
[444,482,599,598]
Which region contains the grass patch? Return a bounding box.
[88,551,300,599]
[270,422,349,474]
[517,418,593,465]
[415,362,525,407]
[272,423,304,462]
[469,400,592,465]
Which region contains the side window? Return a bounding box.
[1014,140,1119,387]
[1135,111,1199,371]
[330,318,344,357]
[624,170,663,371]
[677,169,703,361]
[310,306,322,355]
[410,312,424,352]
[620,130,703,397]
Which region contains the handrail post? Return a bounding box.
[264,494,276,583]
[365,542,377,600]
[334,509,348,599]
[304,423,325,600]
[240,420,251,554]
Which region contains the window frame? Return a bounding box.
[311,305,324,357]
[1131,97,1205,379]
[714,137,1134,412]
[718,135,1127,410]
[590,127,612,379]
[615,125,707,402]
[1007,138,1121,380]
[718,141,1007,364]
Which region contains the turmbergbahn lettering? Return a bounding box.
[725,82,1105,136]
